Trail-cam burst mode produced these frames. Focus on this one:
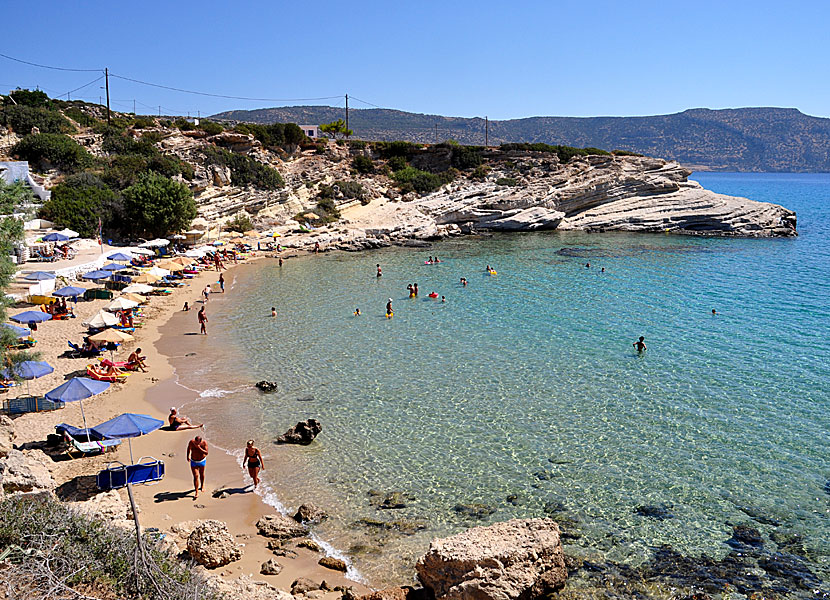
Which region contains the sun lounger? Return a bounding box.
[3,396,64,415]
[86,366,129,382]
[69,437,122,458]
[67,341,102,358]
[96,457,165,490]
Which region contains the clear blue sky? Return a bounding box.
[2,0,828,120]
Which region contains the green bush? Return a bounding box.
[495,177,518,186]
[351,155,374,174]
[38,173,119,238]
[202,147,284,190]
[231,122,305,149]
[225,212,253,233]
[611,149,645,157]
[348,140,367,150]
[4,104,73,134]
[393,166,453,194]
[122,172,196,237]
[12,133,94,172]
[131,116,157,129]
[500,142,610,163]
[0,179,37,215]
[200,120,223,135]
[102,132,158,157]
[376,140,421,158]
[174,118,195,131]
[387,155,407,171]
[62,106,98,127]
[450,145,483,169]
[8,88,50,107]
[471,164,490,180]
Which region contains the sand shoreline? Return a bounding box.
[8,252,370,595]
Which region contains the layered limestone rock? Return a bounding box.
[187,519,243,568]
[0,449,56,495]
[416,518,567,600]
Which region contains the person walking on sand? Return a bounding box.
[244,439,264,489]
[198,306,208,335]
[633,336,647,353]
[203,284,211,304]
[187,435,209,499]
[219,273,225,293]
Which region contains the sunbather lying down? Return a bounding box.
[168,407,202,430]
[87,363,126,380]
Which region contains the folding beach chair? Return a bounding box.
[96,457,165,490]
[55,424,121,458]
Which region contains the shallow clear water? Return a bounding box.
[180,173,830,587]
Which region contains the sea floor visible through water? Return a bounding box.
[170,173,830,597]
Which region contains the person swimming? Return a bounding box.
[354,308,361,316]
[712,309,717,315]
[441,295,446,302]
[460,278,467,286]
[586,262,590,269]
[633,336,647,352]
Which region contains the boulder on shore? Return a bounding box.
[186,520,243,568]
[0,449,56,495]
[415,518,567,600]
[256,513,308,539]
[0,416,15,459]
[294,503,328,523]
[276,419,322,444]
[357,587,429,600]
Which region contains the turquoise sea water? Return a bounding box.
[180,173,830,592]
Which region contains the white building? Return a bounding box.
[299,125,319,139]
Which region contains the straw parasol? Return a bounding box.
[131,273,160,284]
[121,293,147,304]
[88,328,134,344]
[156,260,185,272]
[122,283,154,294]
[104,297,139,312]
[169,256,194,266]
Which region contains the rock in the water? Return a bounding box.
[319,556,348,572]
[0,416,15,459]
[260,558,283,575]
[453,503,495,519]
[256,513,308,539]
[0,449,56,494]
[416,518,567,600]
[186,520,243,568]
[291,577,321,595]
[294,503,328,523]
[369,490,412,510]
[276,419,322,444]
[255,380,278,393]
[635,504,674,520]
[728,524,764,548]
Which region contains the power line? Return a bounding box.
[350,96,386,109]
[58,75,105,99]
[109,73,342,103]
[0,51,101,73]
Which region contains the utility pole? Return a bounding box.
[345,94,349,133]
[104,67,111,124]
[485,116,489,147]
[133,99,136,115]
[158,105,161,117]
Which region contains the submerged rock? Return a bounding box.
[276,419,322,444]
[635,504,675,520]
[369,490,412,510]
[727,524,764,549]
[416,518,567,600]
[255,380,278,392]
[453,502,496,519]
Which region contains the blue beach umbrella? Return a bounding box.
[91,413,164,462]
[53,286,86,298]
[107,252,133,261]
[2,360,54,395]
[1,323,30,338]
[82,270,112,281]
[10,311,52,324]
[101,262,127,271]
[23,271,56,281]
[45,377,111,436]
[42,232,70,242]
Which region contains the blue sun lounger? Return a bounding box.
[96,457,165,490]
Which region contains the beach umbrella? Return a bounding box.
[23,271,56,281]
[169,256,194,266]
[1,323,30,339]
[45,377,110,438]
[130,273,160,284]
[89,328,134,344]
[121,293,147,304]
[42,232,70,242]
[53,286,86,298]
[58,228,79,238]
[156,261,184,271]
[139,239,170,248]
[10,311,52,324]
[101,262,128,271]
[123,283,154,294]
[147,266,170,277]
[104,297,139,311]
[84,309,119,329]
[82,270,111,281]
[125,247,154,256]
[91,413,164,463]
[107,252,134,261]
[2,360,54,396]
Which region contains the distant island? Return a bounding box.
[212,106,830,173]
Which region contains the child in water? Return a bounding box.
[354,308,361,316]
[460,278,467,286]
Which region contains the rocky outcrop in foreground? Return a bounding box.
[416,518,567,600]
[187,519,243,568]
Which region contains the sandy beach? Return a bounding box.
[7,250,370,595]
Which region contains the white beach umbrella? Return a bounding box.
[139,239,170,248]
[147,266,170,277]
[84,310,120,329]
[104,297,139,312]
[126,247,155,256]
[122,283,154,294]
[58,228,79,238]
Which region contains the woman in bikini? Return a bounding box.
[244,440,264,488]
